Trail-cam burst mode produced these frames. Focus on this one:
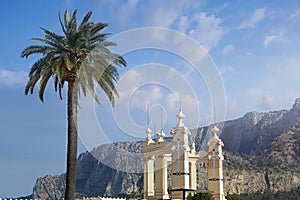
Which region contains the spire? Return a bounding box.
[191,139,196,153]
[176,95,185,127]
[145,102,152,139]
[145,126,154,145]
[158,129,165,142]
[147,103,150,128]
[160,107,163,131]
[145,103,154,145]
[211,125,219,139]
[146,127,152,137]
[157,107,165,142]
[213,106,216,123]
[176,109,185,127]
[180,94,182,111]
[211,106,219,138]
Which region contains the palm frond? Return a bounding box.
[25,73,40,95]
[79,11,93,31]
[58,11,68,36]
[38,68,53,102]
[32,37,66,53]
[22,9,126,105]
[90,23,108,35]
[28,58,45,76]
[90,34,108,44]
[21,45,50,58]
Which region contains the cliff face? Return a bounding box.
[223,167,300,195]
[31,99,300,199]
[75,141,144,197]
[32,142,144,200]
[32,174,66,200]
[194,98,300,154]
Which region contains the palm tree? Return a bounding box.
[21,10,126,200]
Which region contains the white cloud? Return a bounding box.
[147,6,178,28]
[181,94,200,111]
[260,95,277,110]
[96,0,139,29]
[164,91,201,130]
[237,7,266,29]
[213,2,229,13]
[130,87,163,110]
[0,69,27,86]
[118,69,140,99]
[242,53,300,112]
[136,1,191,28]
[140,2,224,50]
[264,35,277,47]
[220,65,234,75]
[100,1,224,52]
[288,9,300,22]
[177,16,189,33]
[222,44,235,54]
[165,91,199,113]
[165,92,178,112]
[188,12,223,50]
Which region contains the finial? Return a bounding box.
[211,106,219,138]
[190,135,196,153]
[191,141,196,153]
[160,129,165,137]
[158,129,165,142]
[176,95,185,127]
[176,94,185,122]
[146,127,152,135]
[179,94,182,111]
[145,127,154,145]
[211,125,219,138]
[176,109,185,127]
[145,103,154,145]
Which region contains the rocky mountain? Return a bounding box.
[195,98,300,154]
[223,127,300,194]
[31,99,300,199]
[32,174,66,199]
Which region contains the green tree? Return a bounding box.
[226,194,243,200]
[187,192,214,200]
[21,10,126,200]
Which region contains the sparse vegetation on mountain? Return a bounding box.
[31,99,300,199]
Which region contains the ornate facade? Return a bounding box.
[143,109,226,200]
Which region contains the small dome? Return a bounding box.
[176,110,185,120]
[160,129,165,137]
[146,127,152,134]
[211,125,219,135]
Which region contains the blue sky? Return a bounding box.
[1,0,300,197]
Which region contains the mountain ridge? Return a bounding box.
[30,98,300,199]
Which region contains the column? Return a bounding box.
[171,144,190,200]
[189,161,197,190]
[144,156,155,198]
[154,154,169,199]
[207,154,225,200]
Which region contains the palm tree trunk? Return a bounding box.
[65,79,78,200]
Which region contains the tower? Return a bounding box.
[143,106,226,200]
[207,125,226,200]
[170,109,191,200]
[143,127,155,199]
